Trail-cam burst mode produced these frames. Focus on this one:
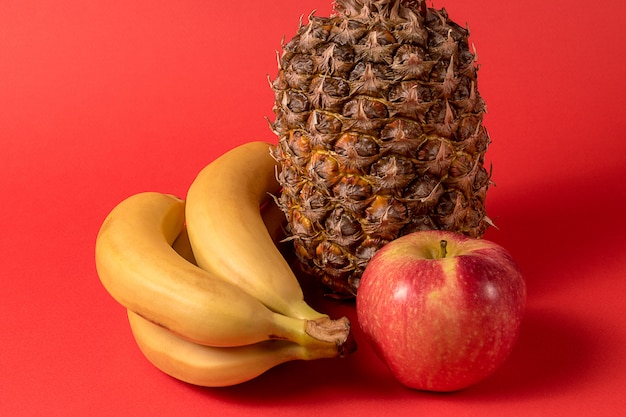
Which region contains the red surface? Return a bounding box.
[2,1,625,416]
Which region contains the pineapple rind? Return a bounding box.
[270,0,492,297]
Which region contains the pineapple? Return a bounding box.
[270,0,493,297]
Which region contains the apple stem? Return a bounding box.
[440,240,448,258]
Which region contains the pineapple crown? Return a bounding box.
[333,0,428,19]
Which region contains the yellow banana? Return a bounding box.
[171,225,197,265]
[95,191,350,351]
[171,198,287,267]
[127,309,338,387]
[185,141,325,320]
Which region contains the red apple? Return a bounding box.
[356,230,526,392]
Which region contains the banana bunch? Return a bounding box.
[95,141,355,387]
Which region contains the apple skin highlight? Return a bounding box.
[356,231,526,392]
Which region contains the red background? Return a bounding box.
[2,1,626,416]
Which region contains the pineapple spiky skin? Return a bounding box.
[270,0,492,297]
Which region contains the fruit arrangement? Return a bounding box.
[96,0,526,392]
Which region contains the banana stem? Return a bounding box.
[283,299,330,321]
[271,313,355,358]
[306,316,357,357]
